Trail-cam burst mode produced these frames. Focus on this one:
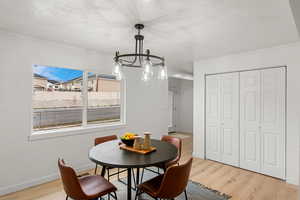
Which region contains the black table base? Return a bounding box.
[127,168,131,200]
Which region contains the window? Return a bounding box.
[87,73,121,125]
[32,65,122,132]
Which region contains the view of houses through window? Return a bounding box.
[32,65,121,131]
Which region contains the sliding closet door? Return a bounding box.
[206,75,221,162]
[260,68,285,179]
[240,71,261,172]
[206,73,239,166]
[219,73,239,166]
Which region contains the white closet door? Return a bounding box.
[206,75,221,161]
[240,71,261,172]
[206,73,239,165]
[240,68,285,179]
[219,73,239,166]
[260,68,285,179]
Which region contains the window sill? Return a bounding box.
[29,123,127,141]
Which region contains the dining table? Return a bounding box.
[89,139,178,200]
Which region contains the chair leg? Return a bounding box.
[94,164,98,174]
[140,168,145,183]
[115,191,118,200]
[100,166,106,177]
[135,188,140,200]
[110,191,117,200]
[117,168,121,181]
[184,189,188,200]
[107,169,110,181]
[132,168,136,189]
[107,169,110,200]
[65,195,68,200]
[115,168,137,190]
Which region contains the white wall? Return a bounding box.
[290,0,300,37]
[169,78,193,133]
[0,30,168,195]
[299,113,300,200]
[193,42,300,185]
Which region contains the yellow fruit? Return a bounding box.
[123,132,136,138]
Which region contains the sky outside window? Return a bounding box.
[33,65,83,82]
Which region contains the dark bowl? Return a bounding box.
[121,138,135,147]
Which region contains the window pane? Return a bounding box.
[32,65,83,131]
[87,73,121,125]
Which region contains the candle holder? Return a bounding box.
[133,136,143,150]
[143,132,151,150]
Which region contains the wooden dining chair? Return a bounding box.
[94,135,136,190]
[135,158,193,200]
[58,158,118,200]
[141,135,182,182]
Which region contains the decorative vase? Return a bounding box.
[133,136,143,150]
[143,132,151,150]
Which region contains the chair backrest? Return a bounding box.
[58,159,86,200]
[94,135,117,146]
[157,158,193,199]
[161,135,182,162]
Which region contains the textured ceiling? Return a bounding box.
[0,0,299,73]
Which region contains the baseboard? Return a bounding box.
[192,152,197,158]
[0,163,94,196]
[192,152,204,159]
[286,177,299,186]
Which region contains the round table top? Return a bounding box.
[89,139,178,168]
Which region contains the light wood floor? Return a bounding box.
[0,133,298,200]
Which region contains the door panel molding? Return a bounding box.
[205,73,239,166]
[205,66,286,180]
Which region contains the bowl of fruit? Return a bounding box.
[120,132,136,147]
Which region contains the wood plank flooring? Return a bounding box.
[0,133,298,200]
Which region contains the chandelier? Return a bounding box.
[112,24,168,81]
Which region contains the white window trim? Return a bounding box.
[82,71,88,126]
[29,68,127,141]
[29,123,127,141]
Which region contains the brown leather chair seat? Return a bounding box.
[58,159,118,200]
[137,174,164,197]
[79,175,117,198]
[136,158,193,200]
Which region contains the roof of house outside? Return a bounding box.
[60,74,116,84]
[33,73,47,79]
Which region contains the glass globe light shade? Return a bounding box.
[112,61,123,80]
[141,71,151,82]
[142,59,153,76]
[112,61,121,74]
[157,65,168,80]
